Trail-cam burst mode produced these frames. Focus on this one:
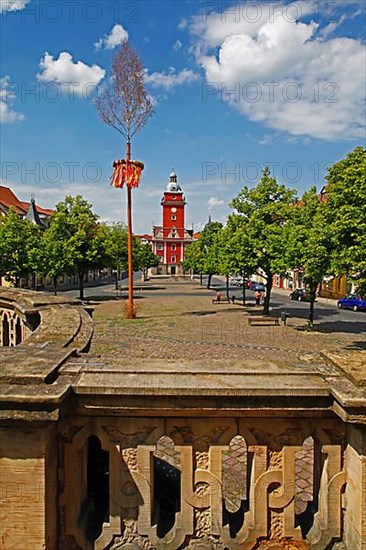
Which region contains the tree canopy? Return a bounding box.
[325,146,366,294]
[284,187,333,325]
[45,196,109,299]
[231,167,297,313]
[0,208,40,286]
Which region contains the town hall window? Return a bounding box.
[171,256,176,263]
[172,244,176,251]
[171,215,176,221]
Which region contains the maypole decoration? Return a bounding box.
[110,159,144,189]
[110,156,144,318]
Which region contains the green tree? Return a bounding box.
[200,221,223,289]
[215,228,232,300]
[325,146,366,294]
[37,218,73,295]
[135,241,160,280]
[47,196,109,300]
[231,167,297,314]
[0,208,40,287]
[220,215,257,304]
[284,188,332,326]
[105,223,129,273]
[182,240,206,285]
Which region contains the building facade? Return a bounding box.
[151,172,194,275]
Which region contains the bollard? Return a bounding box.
[280,310,289,325]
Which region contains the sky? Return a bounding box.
[1,0,365,233]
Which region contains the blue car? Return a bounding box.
[337,294,366,312]
[251,283,265,292]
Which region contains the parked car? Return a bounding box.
[250,283,265,292]
[289,288,311,302]
[230,276,243,287]
[337,294,366,312]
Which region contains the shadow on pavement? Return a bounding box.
[344,340,366,350]
[181,310,217,317]
[118,286,167,291]
[314,320,366,335]
[84,295,146,303]
[81,295,118,303]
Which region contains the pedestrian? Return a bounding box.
[216,291,221,303]
[254,290,262,306]
[231,295,235,304]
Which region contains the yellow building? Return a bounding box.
[319,275,348,300]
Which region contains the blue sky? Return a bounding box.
[1,0,365,233]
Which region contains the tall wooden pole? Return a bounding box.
[126,140,134,318]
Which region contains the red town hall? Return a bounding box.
[151,171,194,275]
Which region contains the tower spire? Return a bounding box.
[169,169,177,183]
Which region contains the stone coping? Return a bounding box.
[0,287,83,314]
[0,288,365,424]
[0,288,93,414]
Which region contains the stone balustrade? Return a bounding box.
[0,288,365,549]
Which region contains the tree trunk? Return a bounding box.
[308,281,318,326]
[226,274,230,301]
[241,270,246,305]
[200,273,203,286]
[79,270,85,300]
[53,276,58,296]
[207,274,212,289]
[262,273,273,315]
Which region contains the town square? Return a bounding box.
[0,1,365,549]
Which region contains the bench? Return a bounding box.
[212,298,230,304]
[248,316,280,326]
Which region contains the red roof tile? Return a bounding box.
[0,186,53,217]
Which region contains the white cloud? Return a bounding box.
[145,67,199,90]
[173,40,182,51]
[0,0,29,13]
[95,24,128,50]
[37,52,105,95]
[189,1,366,141]
[208,196,225,209]
[0,76,25,123]
[319,15,347,39]
[178,18,188,30]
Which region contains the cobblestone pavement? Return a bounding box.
[90,279,361,366]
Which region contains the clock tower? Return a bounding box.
[152,171,194,275]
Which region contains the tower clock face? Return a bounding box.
[171,207,177,213]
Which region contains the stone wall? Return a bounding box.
[0,424,57,550]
